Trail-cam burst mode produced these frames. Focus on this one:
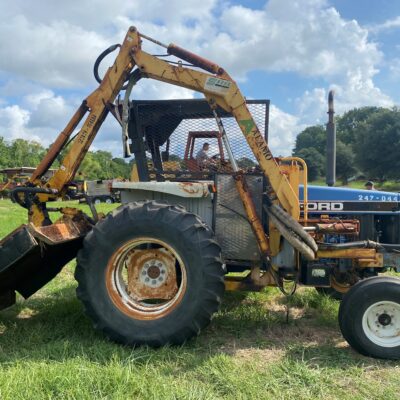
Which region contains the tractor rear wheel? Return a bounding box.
[339,276,400,359]
[75,201,225,346]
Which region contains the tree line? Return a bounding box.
[1,106,399,185]
[0,137,132,180]
[293,106,400,183]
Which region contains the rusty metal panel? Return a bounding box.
[114,181,211,198]
[215,174,263,261]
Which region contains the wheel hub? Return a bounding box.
[378,313,392,326]
[139,260,167,288]
[362,301,400,347]
[125,248,178,301]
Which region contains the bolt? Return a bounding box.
[142,271,146,276]
[158,263,162,267]
[161,270,165,274]
[152,280,157,285]
[158,277,163,281]
[145,277,150,282]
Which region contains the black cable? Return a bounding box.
[218,203,248,221]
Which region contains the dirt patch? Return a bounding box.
[16,307,38,319]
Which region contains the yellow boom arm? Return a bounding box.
[26,27,299,230]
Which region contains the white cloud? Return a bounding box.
[369,16,400,34]
[0,105,33,141]
[0,0,395,160]
[388,58,400,81]
[0,16,107,88]
[204,1,381,79]
[268,105,304,156]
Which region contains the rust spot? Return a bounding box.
[126,249,177,301]
[105,238,187,321]
[316,222,358,235]
[30,208,93,244]
[178,182,209,197]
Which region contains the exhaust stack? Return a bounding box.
[326,90,336,187]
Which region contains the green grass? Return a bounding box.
[1,199,399,399]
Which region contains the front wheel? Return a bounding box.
[339,276,400,359]
[75,201,225,346]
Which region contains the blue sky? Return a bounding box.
[0,0,399,157]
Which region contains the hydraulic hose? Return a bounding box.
[263,202,318,260]
[267,211,315,261]
[318,240,400,252]
[266,203,318,253]
[121,69,143,156]
[11,187,58,209]
[93,44,132,90]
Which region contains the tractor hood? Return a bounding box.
[299,185,400,214]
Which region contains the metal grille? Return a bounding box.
[215,174,264,261]
[127,99,269,181]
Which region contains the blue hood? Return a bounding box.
[299,185,400,202]
[298,185,400,215]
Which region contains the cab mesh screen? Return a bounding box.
[127,98,269,181]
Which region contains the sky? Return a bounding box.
[0,0,399,159]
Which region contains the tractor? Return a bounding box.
[1,27,400,359]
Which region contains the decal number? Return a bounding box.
[204,77,231,94]
[357,195,399,201]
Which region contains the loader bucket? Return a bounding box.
[0,217,91,310]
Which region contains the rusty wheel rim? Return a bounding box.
[106,237,187,320]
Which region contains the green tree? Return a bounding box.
[354,108,400,180]
[237,157,256,169]
[336,140,357,184]
[293,125,326,156]
[336,106,382,145]
[295,147,325,181]
[0,137,10,168]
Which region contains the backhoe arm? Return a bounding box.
[24,26,299,229]
[24,28,140,225]
[131,45,299,218]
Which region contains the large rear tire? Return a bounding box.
[339,276,400,359]
[75,201,225,346]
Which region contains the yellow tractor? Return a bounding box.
[1,27,400,359]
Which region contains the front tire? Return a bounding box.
[75,201,225,346]
[339,276,400,359]
[104,196,114,204]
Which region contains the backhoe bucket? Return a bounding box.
[0,217,92,310]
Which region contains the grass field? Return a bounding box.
[0,199,399,399]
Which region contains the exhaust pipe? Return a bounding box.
[326,90,336,187]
